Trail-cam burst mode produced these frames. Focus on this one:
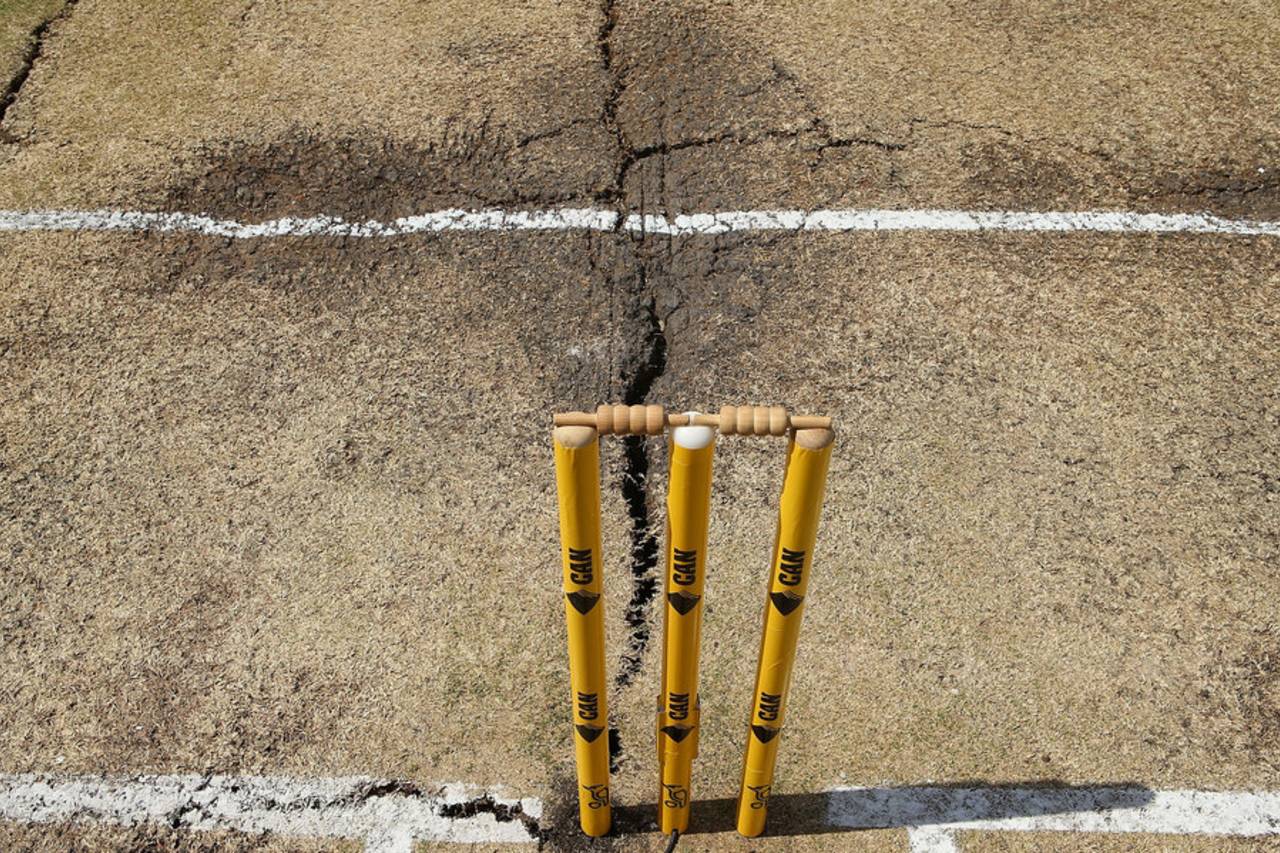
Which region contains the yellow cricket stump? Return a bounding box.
[657,417,716,834]
[553,425,612,836]
[736,427,835,837]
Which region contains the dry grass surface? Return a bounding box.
[966,830,1280,851]
[0,1,1278,850]
[0,820,358,851]
[0,0,63,86]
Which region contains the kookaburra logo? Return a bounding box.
[747,784,771,809]
[777,547,805,586]
[567,547,594,585]
[583,783,610,809]
[672,548,697,585]
[663,784,689,809]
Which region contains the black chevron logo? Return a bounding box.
[660,725,694,743]
[576,724,604,743]
[751,725,780,743]
[566,590,600,615]
[667,591,700,615]
[770,591,803,616]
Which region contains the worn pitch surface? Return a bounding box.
[1,0,1278,850]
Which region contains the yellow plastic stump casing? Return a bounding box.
[657,423,716,833]
[736,429,834,837]
[554,428,612,836]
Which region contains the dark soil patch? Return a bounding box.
[1202,631,1280,772]
[1144,163,1280,219]
[164,126,612,222]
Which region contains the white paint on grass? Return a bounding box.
[0,207,618,238]
[827,786,1280,850]
[907,826,960,852]
[1,206,1278,238]
[3,775,1279,850]
[0,774,540,852]
[648,208,1280,237]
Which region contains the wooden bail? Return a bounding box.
[717,405,790,436]
[594,404,667,436]
[554,405,833,435]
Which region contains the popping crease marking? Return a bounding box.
[1,207,1279,237]
[2,776,1279,850]
[0,774,541,852]
[826,786,1280,852]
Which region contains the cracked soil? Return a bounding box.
[1,0,1279,850]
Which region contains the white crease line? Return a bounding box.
[3,776,1279,850]
[0,207,1278,237]
[826,786,1280,841]
[0,774,541,852]
[908,827,960,853]
[6,776,1278,848]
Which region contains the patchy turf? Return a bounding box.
[0,0,68,127]
[0,820,358,852]
[966,831,1280,851]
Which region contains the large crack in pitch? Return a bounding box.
[595,0,674,780]
[0,0,78,132]
[607,294,667,774]
[72,776,548,847]
[582,0,885,787]
[437,793,545,843]
[595,0,627,206]
[613,293,667,696]
[589,0,832,780]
